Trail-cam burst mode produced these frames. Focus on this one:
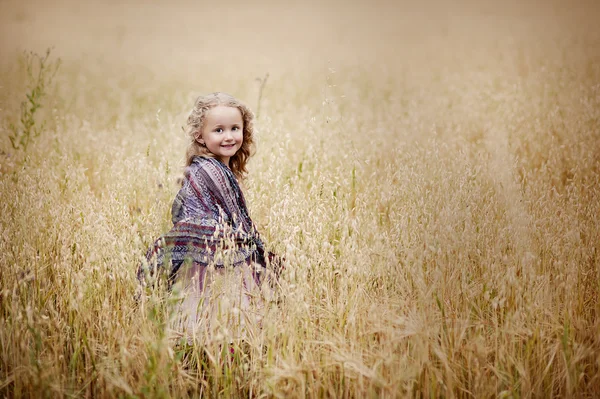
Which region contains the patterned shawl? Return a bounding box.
[139,156,270,283]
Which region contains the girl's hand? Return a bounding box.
[267,251,286,278]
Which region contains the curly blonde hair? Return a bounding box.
[185,92,255,180]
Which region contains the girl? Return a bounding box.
[139,92,280,334]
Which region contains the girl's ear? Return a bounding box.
[194,131,204,145]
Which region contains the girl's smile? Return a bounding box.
[199,106,244,166]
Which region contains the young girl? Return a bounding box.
[139,92,280,334]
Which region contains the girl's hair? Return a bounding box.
[185,92,255,179]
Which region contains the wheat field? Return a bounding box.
[1,0,600,397]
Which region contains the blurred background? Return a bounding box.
[3,0,598,89]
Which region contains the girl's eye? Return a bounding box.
[232,126,239,131]
[215,128,223,133]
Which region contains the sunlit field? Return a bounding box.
[1,0,600,397]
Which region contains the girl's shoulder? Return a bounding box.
[188,156,219,174]
[188,156,232,184]
[190,155,223,169]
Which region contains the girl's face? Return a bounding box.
[199,106,244,167]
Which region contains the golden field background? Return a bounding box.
[1,0,600,397]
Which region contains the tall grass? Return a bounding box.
[1,0,599,397]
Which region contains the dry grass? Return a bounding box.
[1,0,600,397]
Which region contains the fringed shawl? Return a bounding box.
[139,156,269,283]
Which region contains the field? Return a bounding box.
[1,0,600,397]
